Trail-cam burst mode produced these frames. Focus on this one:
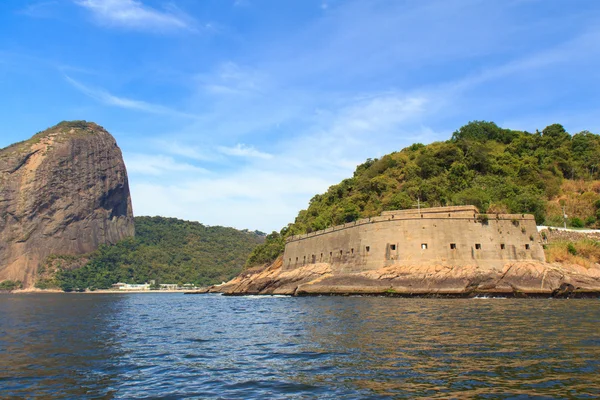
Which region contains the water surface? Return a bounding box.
[1,294,599,398]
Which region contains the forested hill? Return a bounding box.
[40,217,265,291]
[247,121,600,267]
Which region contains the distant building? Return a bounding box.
[160,284,179,290]
[118,283,151,291]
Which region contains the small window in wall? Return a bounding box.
[330,251,333,257]
[475,244,482,250]
[289,258,291,263]
[340,250,343,255]
[450,243,456,250]
[351,248,354,254]
[422,243,428,250]
[390,244,396,251]
[500,244,505,250]
[366,246,370,252]
[525,244,530,250]
[303,256,306,262]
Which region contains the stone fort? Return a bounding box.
[283,205,546,273]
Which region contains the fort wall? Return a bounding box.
[283,206,545,273]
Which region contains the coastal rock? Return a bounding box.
[0,121,135,287]
[212,256,600,297]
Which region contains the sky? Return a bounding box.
[1,0,599,232]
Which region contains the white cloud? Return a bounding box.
[61,0,600,233]
[73,0,192,31]
[64,75,196,118]
[217,144,273,160]
[159,141,220,162]
[130,170,332,231]
[125,153,207,176]
[129,92,435,231]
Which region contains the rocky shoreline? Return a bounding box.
[208,256,600,298]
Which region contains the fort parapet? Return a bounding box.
[283,205,545,273]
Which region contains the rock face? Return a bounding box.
[212,256,600,297]
[0,121,135,287]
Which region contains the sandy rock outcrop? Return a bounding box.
[212,257,600,297]
[0,121,134,287]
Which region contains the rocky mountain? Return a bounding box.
[0,121,134,287]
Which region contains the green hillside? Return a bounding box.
[38,216,265,291]
[247,121,600,267]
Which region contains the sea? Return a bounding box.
[1,293,599,399]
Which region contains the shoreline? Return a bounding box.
[8,288,196,294]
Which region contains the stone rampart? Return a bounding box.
[283,206,545,273]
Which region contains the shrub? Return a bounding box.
[477,214,489,224]
[570,217,585,228]
[0,280,22,291]
[567,243,577,255]
[585,216,596,227]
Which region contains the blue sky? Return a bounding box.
[1,0,599,232]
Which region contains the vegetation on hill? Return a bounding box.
[37,217,265,291]
[545,239,600,269]
[0,280,22,291]
[247,121,600,267]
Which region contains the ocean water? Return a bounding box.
[0,294,599,399]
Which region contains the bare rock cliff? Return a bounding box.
[0,121,134,287]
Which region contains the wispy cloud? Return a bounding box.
[17,1,59,18]
[159,141,220,162]
[218,144,273,160]
[130,91,434,231]
[73,0,193,31]
[125,153,208,176]
[64,75,196,118]
[200,62,264,96]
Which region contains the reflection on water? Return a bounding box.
[1,294,599,399]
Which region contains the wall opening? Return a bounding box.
[351,248,354,254]
[312,254,316,264]
[295,257,298,263]
[525,244,530,250]
[475,243,481,250]
[366,246,370,252]
[500,244,505,250]
[390,244,396,251]
[450,243,456,250]
[303,256,306,263]
[340,250,343,256]
[422,243,428,250]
